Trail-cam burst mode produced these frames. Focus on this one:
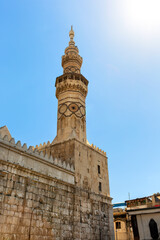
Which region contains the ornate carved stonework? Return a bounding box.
[63,66,80,74]
[62,26,83,74]
[55,27,88,143]
[58,101,86,119]
[55,73,88,98]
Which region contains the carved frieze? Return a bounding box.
[56,79,88,98]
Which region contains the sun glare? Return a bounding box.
[124,0,160,37]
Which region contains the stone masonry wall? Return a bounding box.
[0,161,114,240]
[0,161,75,240]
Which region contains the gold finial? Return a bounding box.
[69,26,75,45]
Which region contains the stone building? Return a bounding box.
[0,27,114,240]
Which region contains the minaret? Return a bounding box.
[55,27,88,143]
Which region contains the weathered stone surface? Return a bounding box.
[0,159,114,240]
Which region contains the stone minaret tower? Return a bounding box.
[34,28,114,239]
[55,27,88,143]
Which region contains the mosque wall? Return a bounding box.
[0,135,114,240]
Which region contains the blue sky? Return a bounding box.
[0,0,160,203]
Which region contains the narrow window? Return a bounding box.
[116,221,121,229]
[99,182,102,191]
[98,165,100,174]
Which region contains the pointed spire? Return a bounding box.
[62,26,83,74]
[69,26,75,46]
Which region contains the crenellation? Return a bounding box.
[39,143,43,149]
[16,140,22,148]
[3,135,9,142]
[9,138,15,144]
[0,136,75,175]
[88,143,106,156]
[22,143,27,151]
[28,146,33,153]
[66,163,70,171]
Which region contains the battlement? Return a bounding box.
[87,141,107,156]
[35,140,107,158]
[34,141,51,151]
[0,134,74,173]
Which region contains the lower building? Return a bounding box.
[126,194,160,240]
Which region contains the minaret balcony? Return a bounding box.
[55,73,88,98]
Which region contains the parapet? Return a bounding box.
[87,141,106,156]
[34,141,51,151]
[0,133,74,173]
[35,139,107,158]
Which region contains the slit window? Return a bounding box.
[98,165,100,174]
[99,182,102,191]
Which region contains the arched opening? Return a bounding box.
[149,218,159,240]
